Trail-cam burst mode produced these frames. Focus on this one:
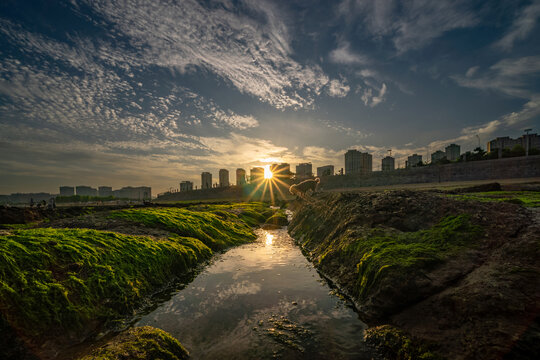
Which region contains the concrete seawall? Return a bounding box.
[319,155,540,190]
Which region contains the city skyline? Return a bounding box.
[1,1,539,194]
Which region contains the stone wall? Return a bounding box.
[319,155,540,190]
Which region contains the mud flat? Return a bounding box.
[288,189,540,359]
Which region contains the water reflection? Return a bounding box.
[135,228,374,359]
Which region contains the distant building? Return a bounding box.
[219,169,230,187]
[445,144,461,161]
[76,186,97,196]
[236,168,247,186]
[381,156,395,171]
[406,154,423,168]
[317,165,334,177]
[180,181,193,192]
[431,150,446,163]
[345,150,372,175]
[113,186,151,200]
[59,186,74,196]
[201,172,212,189]
[98,186,112,197]
[296,163,313,179]
[487,134,540,153]
[270,163,291,179]
[250,167,264,184]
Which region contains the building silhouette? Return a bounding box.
[345,150,372,175]
[180,181,193,192]
[431,150,446,163]
[250,167,264,184]
[316,165,334,177]
[445,144,461,161]
[59,186,74,196]
[113,186,151,200]
[296,163,313,179]
[236,168,246,186]
[487,133,539,153]
[219,169,230,187]
[98,186,112,197]
[270,163,291,180]
[76,186,97,196]
[201,172,212,189]
[381,156,395,171]
[406,154,423,168]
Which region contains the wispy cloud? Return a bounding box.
[338,0,477,53]
[329,41,369,65]
[493,0,540,51]
[326,78,351,98]
[361,83,387,107]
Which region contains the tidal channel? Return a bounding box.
[134,227,376,359]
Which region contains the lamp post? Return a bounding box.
[524,128,532,157]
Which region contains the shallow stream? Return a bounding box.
[134,227,376,359]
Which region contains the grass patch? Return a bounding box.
[109,206,258,250]
[0,228,212,338]
[338,215,483,300]
[445,191,540,207]
[79,326,188,360]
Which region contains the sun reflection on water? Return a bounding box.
[265,232,274,246]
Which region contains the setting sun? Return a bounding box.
[264,165,273,179]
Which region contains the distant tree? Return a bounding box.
[529,147,540,155]
[510,144,526,157]
[486,150,499,160]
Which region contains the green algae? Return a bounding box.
[364,325,441,360]
[445,191,540,207]
[109,206,257,250]
[79,326,189,360]
[0,228,213,338]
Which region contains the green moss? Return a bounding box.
[364,325,442,360]
[328,215,483,301]
[109,206,257,250]
[445,191,540,207]
[265,210,288,226]
[79,326,189,360]
[0,228,212,338]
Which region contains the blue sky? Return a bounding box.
[1,0,539,194]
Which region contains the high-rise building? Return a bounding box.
[250,167,264,184]
[59,186,74,196]
[98,186,112,197]
[316,165,334,177]
[344,150,372,175]
[201,172,212,189]
[445,144,460,161]
[431,150,446,163]
[180,181,193,192]
[296,163,313,179]
[381,156,395,171]
[219,169,230,187]
[406,154,423,168]
[236,168,247,186]
[75,186,97,196]
[270,163,291,179]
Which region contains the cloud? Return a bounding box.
[361,83,387,107]
[329,41,369,65]
[338,0,477,53]
[326,78,350,98]
[493,1,540,51]
[85,0,330,109]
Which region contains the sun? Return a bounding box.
[264,165,273,179]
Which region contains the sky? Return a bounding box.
[1,0,539,195]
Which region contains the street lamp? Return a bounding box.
[524,128,532,156]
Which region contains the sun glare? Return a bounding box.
[264,165,273,179]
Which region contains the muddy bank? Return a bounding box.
[288,190,540,359]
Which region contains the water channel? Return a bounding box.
[134,227,376,359]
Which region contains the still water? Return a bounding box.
[134,228,376,359]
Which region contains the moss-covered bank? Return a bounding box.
[0,203,270,358]
[288,190,540,359]
[80,326,188,360]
